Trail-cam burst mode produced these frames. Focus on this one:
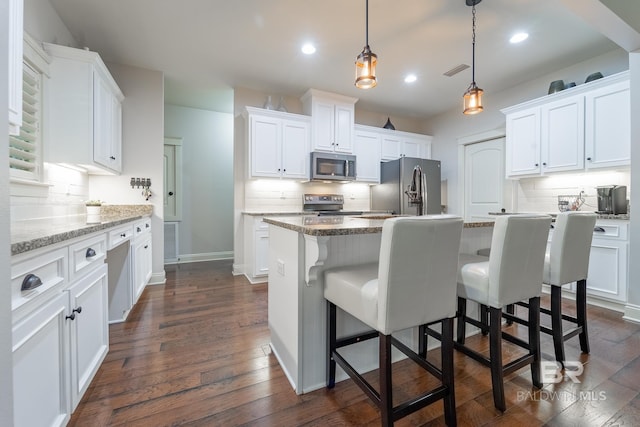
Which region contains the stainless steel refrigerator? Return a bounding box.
[371,157,441,215]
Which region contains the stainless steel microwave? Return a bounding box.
[310,152,356,181]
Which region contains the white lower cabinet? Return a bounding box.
[586,222,628,302]
[67,264,109,409]
[133,233,152,303]
[13,291,72,427]
[243,215,270,283]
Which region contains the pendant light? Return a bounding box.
[463,0,484,114]
[355,0,377,89]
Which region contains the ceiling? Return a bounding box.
[48,0,624,119]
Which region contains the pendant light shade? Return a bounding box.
[355,0,377,89]
[463,0,483,114]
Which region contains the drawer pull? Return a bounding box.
[137,227,142,232]
[21,273,43,291]
[594,227,606,233]
[145,223,150,228]
[86,248,96,258]
[144,245,149,249]
[120,233,127,238]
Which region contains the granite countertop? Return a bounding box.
[488,211,630,220]
[263,215,494,237]
[11,205,153,256]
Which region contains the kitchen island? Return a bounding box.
[262,215,494,394]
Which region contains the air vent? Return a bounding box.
[443,64,470,77]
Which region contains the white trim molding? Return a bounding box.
[623,304,640,324]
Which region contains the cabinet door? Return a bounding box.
[13,292,71,427]
[585,80,630,169]
[505,108,541,177]
[133,235,152,303]
[250,115,282,177]
[401,138,423,158]
[110,95,123,172]
[281,119,310,179]
[381,135,401,161]
[354,130,381,182]
[254,230,270,277]
[540,95,584,173]
[67,264,109,409]
[587,238,627,302]
[334,104,354,153]
[93,73,114,170]
[311,101,336,152]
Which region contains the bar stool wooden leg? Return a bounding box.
[418,324,428,358]
[529,296,542,388]
[442,318,457,427]
[550,285,566,365]
[327,302,337,388]
[489,307,506,412]
[380,333,393,427]
[505,304,515,325]
[480,304,490,335]
[457,297,467,344]
[577,279,590,354]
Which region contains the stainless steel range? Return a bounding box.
[302,194,363,216]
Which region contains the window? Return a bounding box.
[9,33,49,185]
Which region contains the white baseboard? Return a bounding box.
[244,273,268,284]
[623,304,640,324]
[232,263,244,276]
[164,251,234,265]
[149,271,166,285]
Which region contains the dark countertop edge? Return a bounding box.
[263,216,494,237]
[243,210,392,216]
[11,214,147,256]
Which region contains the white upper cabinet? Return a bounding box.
[301,89,357,154]
[379,129,432,161]
[44,43,124,174]
[540,94,584,173]
[353,126,382,183]
[245,107,310,179]
[8,0,24,135]
[502,71,629,178]
[584,79,630,169]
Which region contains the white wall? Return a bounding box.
[165,104,234,262]
[90,63,166,284]
[0,2,14,422]
[424,48,629,216]
[23,0,76,48]
[626,51,640,315]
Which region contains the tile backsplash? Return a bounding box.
[244,179,372,212]
[515,169,630,214]
[10,163,89,222]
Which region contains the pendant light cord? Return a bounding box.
[365,0,369,48]
[471,3,476,85]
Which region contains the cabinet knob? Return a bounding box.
[542,162,547,166]
[144,245,149,249]
[120,233,126,238]
[587,157,592,161]
[535,163,539,167]
[66,313,76,321]
[168,191,174,196]
[137,227,142,232]
[73,306,82,315]
[283,169,286,172]
[110,156,116,160]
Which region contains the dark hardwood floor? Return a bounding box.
[70,260,640,426]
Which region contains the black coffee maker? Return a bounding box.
[596,185,627,214]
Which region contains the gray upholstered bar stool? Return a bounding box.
[324,215,463,427]
[455,214,552,412]
[512,211,597,365]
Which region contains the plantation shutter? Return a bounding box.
[9,61,42,181]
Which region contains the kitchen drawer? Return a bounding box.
[108,223,133,249]
[69,233,107,282]
[11,246,68,321]
[593,222,628,240]
[134,217,152,238]
[254,216,268,231]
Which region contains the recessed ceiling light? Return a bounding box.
[510,32,529,44]
[301,43,316,55]
[404,74,417,83]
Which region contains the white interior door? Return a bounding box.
[164,138,182,222]
[464,138,505,221]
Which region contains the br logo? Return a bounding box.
[541,361,584,384]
